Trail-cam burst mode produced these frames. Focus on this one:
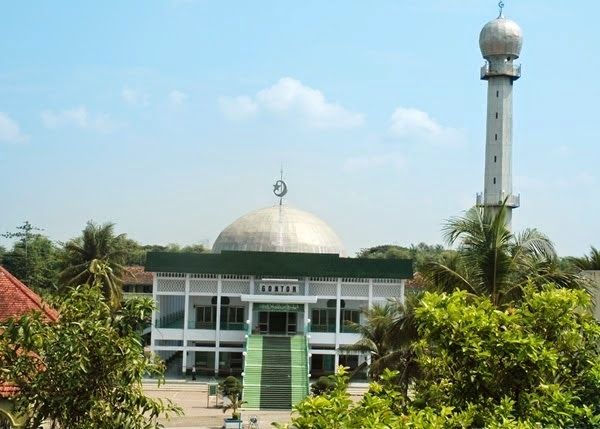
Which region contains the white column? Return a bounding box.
[214,275,222,375]
[150,273,157,352]
[400,279,406,306]
[248,276,255,333]
[305,277,311,335]
[248,302,253,332]
[182,274,190,374]
[368,279,373,309]
[334,278,341,368]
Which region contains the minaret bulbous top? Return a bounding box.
[479,16,523,59]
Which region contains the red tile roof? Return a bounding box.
[0,266,58,323]
[123,265,153,285]
[0,384,19,398]
[0,267,59,398]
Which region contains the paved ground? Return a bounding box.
[143,381,292,428]
[143,380,369,428]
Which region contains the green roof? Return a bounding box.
[145,251,412,279]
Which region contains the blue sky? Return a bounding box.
[1,1,598,257]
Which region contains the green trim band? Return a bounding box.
[145,251,412,279]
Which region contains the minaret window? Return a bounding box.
[493,177,496,184]
[495,112,498,119]
[495,134,498,141]
[494,156,497,162]
[496,90,499,97]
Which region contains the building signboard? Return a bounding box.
[258,283,299,294]
[255,303,302,312]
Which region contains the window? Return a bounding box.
[224,307,244,323]
[311,308,336,332]
[495,112,498,119]
[197,306,213,322]
[493,177,496,184]
[195,306,215,329]
[341,309,360,324]
[496,90,499,97]
[495,133,498,141]
[341,309,360,333]
[494,155,497,162]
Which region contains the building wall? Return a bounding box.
[151,272,408,377]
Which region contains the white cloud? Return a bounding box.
[218,95,258,121]
[389,106,464,145]
[121,87,149,106]
[41,106,117,133]
[219,77,364,129]
[168,90,188,106]
[0,112,27,143]
[343,153,405,172]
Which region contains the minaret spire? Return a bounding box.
[477,7,523,227]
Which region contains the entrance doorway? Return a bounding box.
[258,311,297,335]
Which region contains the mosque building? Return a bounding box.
[146,4,524,410]
[146,182,413,409]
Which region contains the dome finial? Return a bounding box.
[273,167,288,205]
[498,1,505,18]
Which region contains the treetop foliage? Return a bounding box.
[282,285,600,428]
[0,285,182,428]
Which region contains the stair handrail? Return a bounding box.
[305,321,311,393]
[241,329,251,404]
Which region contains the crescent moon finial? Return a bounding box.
[273,167,288,205]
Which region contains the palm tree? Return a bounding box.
[566,246,600,271]
[59,221,127,309]
[421,204,588,306]
[339,303,398,379]
[340,296,421,400]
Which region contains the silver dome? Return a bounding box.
[212,205,346,256]
[479,17,523,59]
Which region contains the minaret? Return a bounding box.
[476,3,523,226]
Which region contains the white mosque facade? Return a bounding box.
[146,202,413,408]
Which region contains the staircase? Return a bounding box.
[243,335,309,409]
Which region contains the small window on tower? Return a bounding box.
[495,134,498,141]
[494,156,497,162]
[493,177,496,184]
[495,112,498,119]
[496,90,499,97]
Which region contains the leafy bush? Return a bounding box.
[0,286,182,428]
[278,285,600,428]
[220,376,243,399]
[310,376,336,396]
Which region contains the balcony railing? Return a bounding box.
[187,321,247,331]
[480,63,521,79]
[476,192,520,208]
[341,324,359,334]
[156,311,184,329]
[311,324,336,333]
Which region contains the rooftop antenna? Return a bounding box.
[498,1,504,18]
[272,166,288,206]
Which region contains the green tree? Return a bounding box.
[0,285,182,428]
[280,286,600,428]
[566,246,600,271]
[59,221,127,309]
[119,240,210,266]
[412,286,600,428]
[421,205,587,306]
[356,243,454,271]
[1,222,61,291]
[341,296,420,399]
